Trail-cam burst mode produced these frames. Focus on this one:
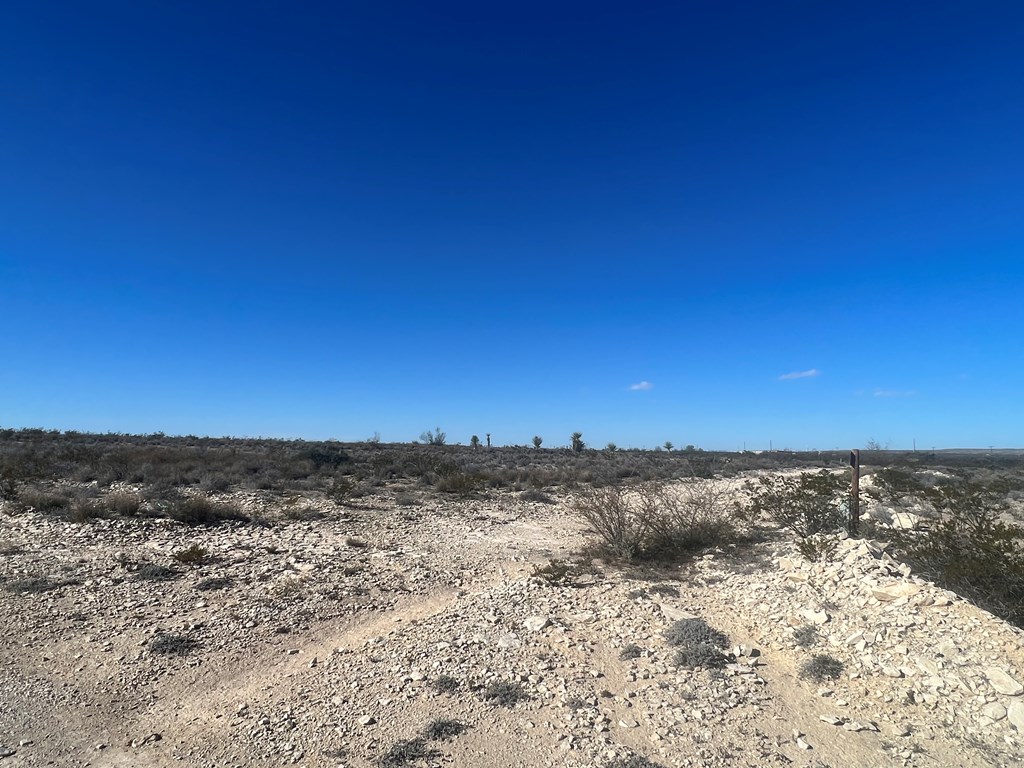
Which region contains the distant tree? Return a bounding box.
[664,441,674,452]
[571,432,585,453]
[470,435,480,450]
[486,433,491,448]
[865,438,885,451]
[420,427,447,446]
[684,444,698,452]
[532,435,543,449]
[605,442,618,452]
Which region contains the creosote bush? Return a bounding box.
[796,533,840,563]
[743,470,848,538]
[883,479,1024,627]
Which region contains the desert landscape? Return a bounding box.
[2,432,1023,768]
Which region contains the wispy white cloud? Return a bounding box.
[778,369,821,381]
[873,388,916,398]
[629,381,653,391]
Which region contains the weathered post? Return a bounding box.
[849,449,861,536]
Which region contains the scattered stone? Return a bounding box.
[982,703,1007,722]
[523,616,550,632]
[985,668,1024,696]
[1008,702,1024,732]
[357,715,375,726]
[871,583,921,602]
[801,609,829,625]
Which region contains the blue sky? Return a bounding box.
[1,1,1022,449]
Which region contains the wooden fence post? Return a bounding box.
[849,449,861,536]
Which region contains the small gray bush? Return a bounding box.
[379,737,438,766]
[664,618,729,649]
[481,680,529,707]
[150,633,199,656]
[429,675,460,694]
[799,653,844,681]
[423,718,467,741]
[619,643,644,660]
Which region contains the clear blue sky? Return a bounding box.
[2,1,1022,449]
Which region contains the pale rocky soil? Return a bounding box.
[2,482,1024,768]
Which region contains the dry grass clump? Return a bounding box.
[573,479,737,561]
[171,544,209,564]
[135,563,179,581]
[166,495,249,526]
[106,491,142,516]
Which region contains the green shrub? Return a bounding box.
[743,470,848,538]
[885,480,1024,627]
[435,471,484,497]
[796,533,840,563]
[672,643,728,669]
[664,617,729,649]
[0,472,18,501]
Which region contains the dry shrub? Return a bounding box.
[572,479,736,561]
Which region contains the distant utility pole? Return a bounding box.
[849,449,861,536]
[486,433,491,448]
